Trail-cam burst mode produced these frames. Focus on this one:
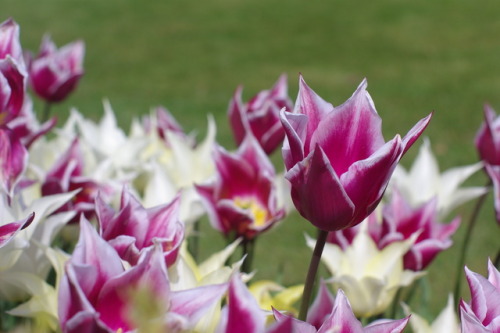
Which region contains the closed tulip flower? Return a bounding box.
[0,18,26,125]
[281,76,431,232]
[29,35,84,103]
[228,74,293,155]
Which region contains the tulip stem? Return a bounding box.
[453,179,491,306]
[187,220,200,261]
[299,229,328,321]
[42,102,52,122]
[241,238,255,274]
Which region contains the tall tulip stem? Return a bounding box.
[299,228,328,321]
[454,179,491,305]
[241,238,255,274]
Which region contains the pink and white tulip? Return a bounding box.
[228,74,293,155]
[460,259,500,332]
[41,138,103,223]
[0,18,26,125]
[273,288,410,332]
[0,127,28,196]
[29,35,84,103]
[59,218,227,333]
[196,133,285,240]
[96,188,184,266]
[281,76,431,231]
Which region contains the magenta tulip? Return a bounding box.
[281,76,431,231]
[29,35,84,103]
[59,218,227,333]
[0,19,26,125]
[475,104,500,165]
[0,212,33,248]
[0,127,28,196]
[228,74,293,154]
[41,139,102,223]
[196,133,285,240]
[96,188,184,266]
[273,288,409,332]
[460,259,500,332]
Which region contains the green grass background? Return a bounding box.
[3,0,500,321]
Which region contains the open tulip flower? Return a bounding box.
[403,294,460,333]
[96,187,184,267]
[228,74,293,155]
[28,34,84,103]
[273,288,410,332]
[0,18,26,125]
[196,133,285,240]
[378,189,461,271]
[309,228,423,317]
[41,138,103,223]
[59,218,227,333]
[460,259,500,332]
[281,76,431,232]
[389,138,486,219]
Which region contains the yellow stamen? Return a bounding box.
[233,197,268,227]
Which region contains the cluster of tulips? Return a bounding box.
[0,17,499,332]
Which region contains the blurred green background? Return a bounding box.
[3,0,500,321]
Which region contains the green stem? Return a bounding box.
[241,238,255,274]
[187,220,200,261]
[298,229,328,321]
[42,102,52,123]
[454,179,491,306]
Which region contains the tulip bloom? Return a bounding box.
[403,294,460,333]
[390,138,486,218]
[228,74,293,155]
[59,218,227,333]
[281,76,431,231]
[0,18,26,125]
[29,35,84,103]
[309,229,423,317]
[459,259,500,332]
[196,133,285,240]
[475,104,500,165]
[96,188,184,266]
[475,105,500,225]
[0,127,28,196]
[273,288,410,332]
[41,138,102,223]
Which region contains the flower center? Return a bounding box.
[234,197,268,227]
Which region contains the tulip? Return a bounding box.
[29,35,84,103]
[475,104,500,165]
[281,76,431,232]
[459,259,500,332]
[403,294,460,333]
[0,127,28,196]
[273,289,410,332]
[308,228,423,317]
[58,218,227,333]
[196,133,285,241]
[41,138,103,223]
[378,189,460,271]
[96,187,184,266]
[390,138,486,218]
[0,18,26,125]
[248,280,303,317]
[228,74,293,154]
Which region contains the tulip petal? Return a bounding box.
[286,145,354,231]
[341,136,403,228]
[312,79,385,176]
